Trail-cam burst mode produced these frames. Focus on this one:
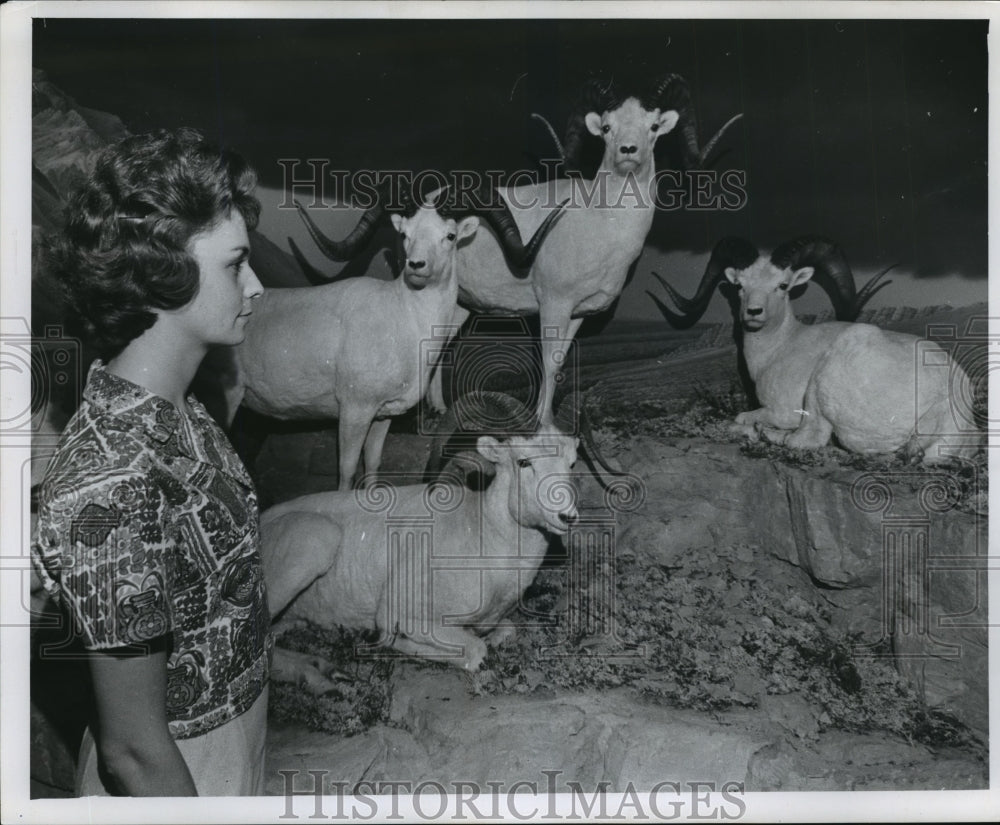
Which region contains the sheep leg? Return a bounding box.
[729,408,773,439]
[485,623,517,647]
[390,626,488,671]
[261,511,342,620]
[262,511,347,694]
[271,648,350,695]
[537,308,583,424]
[426,365,448,415]
[761,381,834,450]
[426,306,470,413]
[337,409,374,491]
[779,413,834,450]
[360,417,392,486]
[731,406,802,440]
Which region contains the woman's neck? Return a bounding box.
[106,322,208,410]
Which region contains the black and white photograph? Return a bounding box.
[1,1,995,821]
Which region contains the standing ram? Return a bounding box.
[648,235,983,464]
[294,73,741,425]
[263,392,579,685]
[210,187,564,490]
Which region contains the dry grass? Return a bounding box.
[269,544,981,755]
[268,378,985,756]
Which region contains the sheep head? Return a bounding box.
[648,235,894,329]
[296,180,566,273]
[390,197,478,290]
[561,73,740,174]
[476,424,579,536]
[725,256,814,333]
[585,96,680,177]
[430,391,579,535]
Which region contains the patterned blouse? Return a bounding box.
[32,361,271,739]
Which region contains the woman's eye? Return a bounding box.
[517,458,532,469]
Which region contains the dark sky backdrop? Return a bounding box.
[33,16,988,286]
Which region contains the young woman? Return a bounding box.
[32,128,270,796]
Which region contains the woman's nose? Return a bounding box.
[244,265,264,299]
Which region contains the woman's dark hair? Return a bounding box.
[46,127,261,358]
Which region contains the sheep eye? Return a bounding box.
[517,458,533,469]
[601,124,611,134]
[651,123,660,133]
[446,232,456,242]
[778,283,789,291]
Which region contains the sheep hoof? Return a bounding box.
[728,420,759,440]
[462,639,488,672]
[274,649,352,695]
[487,624,517,647]
[757,424,789,446]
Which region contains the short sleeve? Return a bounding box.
[33,470,175,650]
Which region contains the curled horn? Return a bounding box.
[551,389,627,484]
[647,236,760,329]
[648,73,743,169]
[648,73,699,170]
[531,112,564,160]
[561,76,617,171]
[561,72,742,172]
[294,179,397,263]
[455,187,569,272]
[770,235,893,321]
[423,391,540,482]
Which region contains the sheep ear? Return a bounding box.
[476,435,503,463]
[456,216,479,242]
[390,214,403,232]
[658,110,680,135]
[790,266,815,288]
[585,112,603,136]
[724,266,739,284]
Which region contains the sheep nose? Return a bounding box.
[747,306,763,317]
[407,259,426,271]
[619,144,637,155]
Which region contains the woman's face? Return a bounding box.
[172,211,263,348]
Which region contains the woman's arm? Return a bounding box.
[89,639,197,796]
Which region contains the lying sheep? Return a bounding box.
[262,392,579,684]
[648,235,982,464]
[210,186,563,490]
